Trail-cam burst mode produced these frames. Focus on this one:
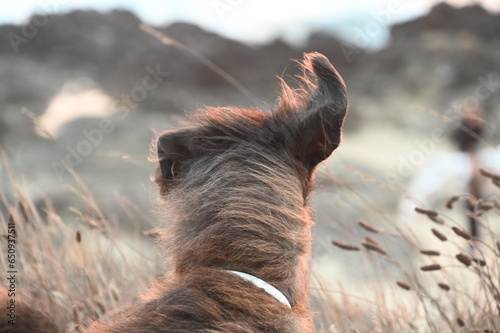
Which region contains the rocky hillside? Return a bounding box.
[391,2,500,42]
[0,9,359,114]
[1,3,499,228]
[1,3,498,118]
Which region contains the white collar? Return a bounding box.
[226,270,292,308]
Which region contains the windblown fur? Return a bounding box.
[96,52,347,332]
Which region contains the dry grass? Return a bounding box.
[317,169,500,333]
[1,155,499,332]
[0,160,163,332]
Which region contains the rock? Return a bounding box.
[391,3,500,43]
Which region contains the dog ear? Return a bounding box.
[285,52,348,170]
[155,129,193,195]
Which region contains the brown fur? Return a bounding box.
[89,52,348,332]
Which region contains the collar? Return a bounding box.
[226,270,292,308]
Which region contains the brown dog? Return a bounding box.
[90,52,346,332]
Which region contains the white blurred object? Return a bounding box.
[37,78,114,138]
[398,145,500,221]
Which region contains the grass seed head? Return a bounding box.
[472,258,486,267]
[446,195,460,209]
[420,264,442,272]
[456,253,472,267]
[365,236,378,245]
[452,226,473,240]
[396,281,411,290]
[420,250,440,256]
[438,283,450,291]
[362,237,387,255]
[358,220,380,233]
[478,201,494,211]
[429,215,445,225]
[331,240,361,251]
[19,201,30,223]
[431,228,447,241]
[479,168,500,181]
[415,207,438,217]
[95,300,106,314]
[465,197,478,209]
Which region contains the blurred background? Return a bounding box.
[1,1,500,329]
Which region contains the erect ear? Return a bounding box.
[155,129,193,195]
[293,52,348,170]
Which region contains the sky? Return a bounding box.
[1,0,499,48]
